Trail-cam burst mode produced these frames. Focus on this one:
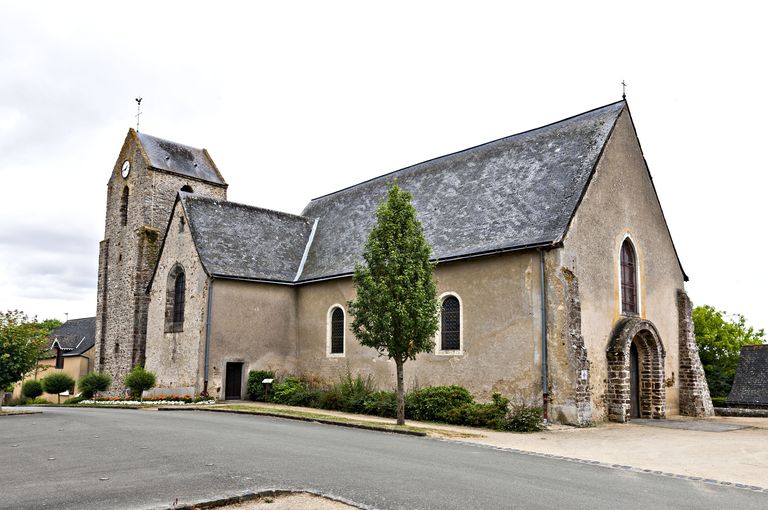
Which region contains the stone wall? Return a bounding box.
[677,290,714,416]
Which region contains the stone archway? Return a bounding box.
[606,318,666,422]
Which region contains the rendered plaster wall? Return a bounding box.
[206,280,299,399]
[145,204,210,394]
[559,108,685,421]
[95,130,226,393]
[295,252,543,402]
[11,355,92,403]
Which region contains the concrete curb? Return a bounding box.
[154,488,367,510]
[157,407,427,437]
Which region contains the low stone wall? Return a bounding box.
[714,407,768,418]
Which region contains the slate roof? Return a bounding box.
[49,317,96,356]
[727,344,768,407]
[297,101,626,280]
[180,193,314,282]
[136,132,226,186]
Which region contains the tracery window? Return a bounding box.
[620,238,638,314]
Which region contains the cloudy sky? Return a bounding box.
[0,1,765,333]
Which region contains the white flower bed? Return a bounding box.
[80,399,216,406]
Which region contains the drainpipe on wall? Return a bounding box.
[539,249,549,422]
[202,276,214,397]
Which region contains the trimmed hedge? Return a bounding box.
[22,380,43,399]
[406,385,474,422]
[78,372,112,398]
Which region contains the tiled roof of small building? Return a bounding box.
[297,101,626,280]
[49,317,96,356]
[136,132,226,185]
[180,193,314,282]
[727,344,768,407]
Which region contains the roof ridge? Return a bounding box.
[306,99,626,204]
[136,131,203,152]
[181,193,311,223]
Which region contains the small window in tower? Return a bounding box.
[180,185,193,193]
[120,186,129,226]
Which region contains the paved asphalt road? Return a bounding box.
[1,408,765,510]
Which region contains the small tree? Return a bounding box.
[0,311,50,409]
[124,366,156,401]
[349,184,439,425]
[22,379,43,399]
[693,305,766,397]
[78,372,112,399]
[41,372,75,404]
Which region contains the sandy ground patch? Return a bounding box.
[216,493,357,509]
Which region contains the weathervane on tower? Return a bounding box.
[135,97,143,132]
[621,80,627,100]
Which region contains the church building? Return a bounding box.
[94,100,713,424]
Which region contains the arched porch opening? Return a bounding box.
[607,318,666,422]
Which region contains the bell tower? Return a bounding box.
[94,128,227,392]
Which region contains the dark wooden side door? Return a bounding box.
[629,342,640,418]
[225,362,243,400]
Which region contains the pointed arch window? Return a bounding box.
[120,186,129,226]
[328,306,345,355]
[440,295,461,351]
[620,239,638,314]
[165,265,186,333]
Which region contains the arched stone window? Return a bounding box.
[120,186,129,226]
[620,238,638,315]
[327,305,345,356]
[439,294,462,352]
[165,265,186,333]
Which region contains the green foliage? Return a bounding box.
[29,397,50,405]
[124,366,156,400]
[41,372,75,404]
[78,372,112,398]
[348,184,439,424]
[246,370,275,401]
[0,311,50,391]
[335,372,377,414]
[21,379,43,399]
[270,377,320,407]
[505,402,545,432]
[64,395,86,405]
[711,396,727,407]
[406,385,474,422]
[362,390,398,418]
[693,305,766,397]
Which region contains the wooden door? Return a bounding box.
[225,362,243,400]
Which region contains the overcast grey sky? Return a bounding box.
[0,1,765,333]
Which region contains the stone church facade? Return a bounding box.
[96,100,713,424]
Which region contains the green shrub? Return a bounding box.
[64,395,86,405]
[124,366,156,400]
[362,390,398,418]
[504,402,544,432]
[443,393,510,429]
[78,372,112,398]
[29,397,50,405]
[318,386,344,410]
[271,377,320,407]
[711,396,727,407]
[22,380,43,399]
[335,372,376,414]
[406,385,474,422]
[246,370,275,401]
[41,372,75,403]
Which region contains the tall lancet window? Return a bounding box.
[165,265,186,333]
[620,239,638,314]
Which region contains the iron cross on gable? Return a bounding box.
[621,80,627,99]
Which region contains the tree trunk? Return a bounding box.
[395,359,405,425]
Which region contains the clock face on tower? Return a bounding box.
[121,160,131,178]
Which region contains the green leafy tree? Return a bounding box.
[22,379,43,399]
[78,372,112,399]
[693,305,766,398]
[348,184,439,425]
[0,311,50,408]
[41,372,75,404]
[124,366,156,401]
